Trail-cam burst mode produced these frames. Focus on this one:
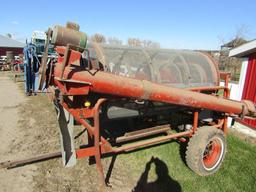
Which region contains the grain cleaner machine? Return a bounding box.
[3,22,256,190]
[38,22,256,188]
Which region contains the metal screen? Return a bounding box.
[87,44,219,88]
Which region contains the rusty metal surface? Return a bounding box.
[54,63,256,118]
[0,151,61,169]
[51,25,87,49]
[113,131,192,152]
[38,28,52,90]
[116,125,170,143]
[93,99,107,190]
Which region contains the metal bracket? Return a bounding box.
[54,101,76,167]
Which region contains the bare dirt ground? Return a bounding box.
[0,72,36,192]
[0,72,137,192]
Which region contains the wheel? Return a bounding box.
[186,126,226,176]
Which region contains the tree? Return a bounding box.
[219,24,250,49]
[127,38,142,47]
[108,37,122,45]
[142,40,160,48]
[91,33,106,44]
[6,33,12,38]
[151,42,160,49]
[218,24,250,81]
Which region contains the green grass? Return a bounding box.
[118,133,256,192]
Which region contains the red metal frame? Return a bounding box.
[46,45,256,188]
[219,72,231,134]
[58,96,194,187]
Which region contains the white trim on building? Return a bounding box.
[237,58,248,100]
[228,40,256,130]
[228,39,256,101]
[229,39,256,57]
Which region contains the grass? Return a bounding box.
[118,133,256,192]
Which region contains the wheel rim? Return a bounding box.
[202,137,224,171]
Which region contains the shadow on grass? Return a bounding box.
[105,154,117,185]
[103,140,184,187]
[132,156,181,192]
[179,140,188,166]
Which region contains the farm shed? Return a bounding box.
[229,40,256,129]
[0,35,25,56]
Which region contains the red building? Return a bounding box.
[229,40,256,129]
[0,35,25,56]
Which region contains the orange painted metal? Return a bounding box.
[93,99,107,189]
[192,111,199,134]
[113,131,192,153]
[187,86,230,95]
[46,45,256,188]
[53,62,255,118]
[220,72,231,86]
[61,98,110,188]
[76,147,96,159]
[220,71,231,134]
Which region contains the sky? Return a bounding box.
[0,0,256,50]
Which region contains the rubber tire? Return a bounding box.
[186,126,226,176]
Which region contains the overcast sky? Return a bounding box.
[0,0,255,50]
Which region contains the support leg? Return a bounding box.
[93,99,107,190]
[192,111,199,134]
[54,101,76,167]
